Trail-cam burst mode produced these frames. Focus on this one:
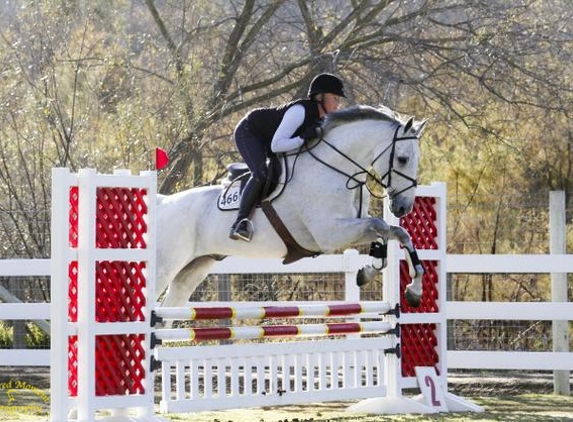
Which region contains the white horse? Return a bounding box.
[156,105,427,309]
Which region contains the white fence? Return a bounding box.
[1,253,573,371]
[0,259,51,366]
[447,253,573,372]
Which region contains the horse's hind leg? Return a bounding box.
[161,255,219,308]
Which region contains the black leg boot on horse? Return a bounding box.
[229,177,265,242]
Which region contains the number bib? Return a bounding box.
[218,185,241,210]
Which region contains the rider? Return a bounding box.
[229,73,346,242]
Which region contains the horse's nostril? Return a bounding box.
[393,204,410,218]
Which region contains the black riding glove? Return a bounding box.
[300,125,323,140]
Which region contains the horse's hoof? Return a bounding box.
[405,287,421,308]
[356,265,377,286]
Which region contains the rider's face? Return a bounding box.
[320,93,342,114]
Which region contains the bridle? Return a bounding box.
[302,123,419,216]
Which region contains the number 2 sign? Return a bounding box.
[415,366,449,412]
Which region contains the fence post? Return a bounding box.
[50,167,73,422]
[218,273,232,345]
[550,190,570,395]
[343,249,361,301]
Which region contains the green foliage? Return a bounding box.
[25,322,50,348]
[0,321,12,347]
[0,322,50,348]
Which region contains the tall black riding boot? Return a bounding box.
[229,177,265,242]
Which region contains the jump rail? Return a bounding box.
[154,321,396,341]
[152,301,397,321]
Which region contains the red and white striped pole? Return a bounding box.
[153,301,395,321]
[155,321,395,342]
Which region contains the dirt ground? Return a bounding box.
[1,367,571,422]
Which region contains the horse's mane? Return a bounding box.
[323,105,407,132]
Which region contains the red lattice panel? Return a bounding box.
[67,186,148,397]
[401,324,439,377]
[399,196,440,376]
[95,261,146,322]
[68,335,78,396]
[69,186,79,247]
[96,188,148,249]
[400,196,437,250]
[400,260,439,314]
[94,334,146,396]
[68,334,146,396]
[69,188,79,323]
[69,261,78,322]
[68,186,147,249]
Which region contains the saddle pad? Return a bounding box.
[218,183,242,210]
[217,157,287,211]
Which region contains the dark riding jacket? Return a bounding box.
[245,99,320,146]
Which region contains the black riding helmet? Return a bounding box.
[308,73,346,98]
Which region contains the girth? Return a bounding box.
[260,201,321,265]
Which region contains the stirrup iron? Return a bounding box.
[230,218,254,242]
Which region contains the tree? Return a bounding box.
[135,1,573,195]
[0,0,572,290]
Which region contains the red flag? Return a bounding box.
[155,147,169,170]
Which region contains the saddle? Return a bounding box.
[218,156,320,265]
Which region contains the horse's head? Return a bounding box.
[320,105,426,218]
[373,115,426,218]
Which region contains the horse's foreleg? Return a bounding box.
[388,225,424,308]
[356,238,387,287]
[348,221,424,307]
[311,217,423,306]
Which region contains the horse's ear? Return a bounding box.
[404,117,414,133]
[413,119,428,136]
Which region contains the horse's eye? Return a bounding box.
[397,156,409,165]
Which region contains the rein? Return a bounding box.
[302,123,419,215]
